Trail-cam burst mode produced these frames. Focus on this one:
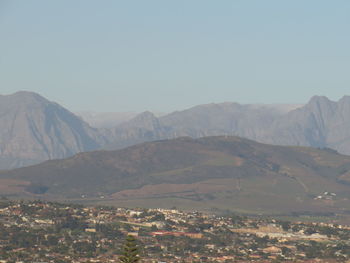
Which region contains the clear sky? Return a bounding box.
[0,1,349,112]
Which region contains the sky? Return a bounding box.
[0,1,349,112]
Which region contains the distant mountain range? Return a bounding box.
[75,106,298,129]
[102,95,350,156]
[1,91,350,170]
[2,136,350,214]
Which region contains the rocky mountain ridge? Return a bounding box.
[107,95,350,155]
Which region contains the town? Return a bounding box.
[1,199,350,262]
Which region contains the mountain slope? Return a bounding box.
[263,96,350,153]
[0,91,104,169]
[252,96,336,148]
[2,136,350,214]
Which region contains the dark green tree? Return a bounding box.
[119,235,140,263]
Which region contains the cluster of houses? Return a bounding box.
[0,200,350,262]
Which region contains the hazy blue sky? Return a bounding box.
[0,1,349,112]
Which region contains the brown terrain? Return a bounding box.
[2,136,350,215]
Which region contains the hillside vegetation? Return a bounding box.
[2,136,350,214]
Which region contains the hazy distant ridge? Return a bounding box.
[104,96,350,155]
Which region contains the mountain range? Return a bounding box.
[1,91,350,170]
[105,96,350,156]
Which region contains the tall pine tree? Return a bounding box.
[119,235,140,263]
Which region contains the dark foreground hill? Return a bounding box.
[2,136,350,214]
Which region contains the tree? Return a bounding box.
[119,235,140,263]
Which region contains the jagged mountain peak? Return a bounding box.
[120,111,160,128]
[0,92,104,169]
[0,91,50,107]
[306,95,335,108]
